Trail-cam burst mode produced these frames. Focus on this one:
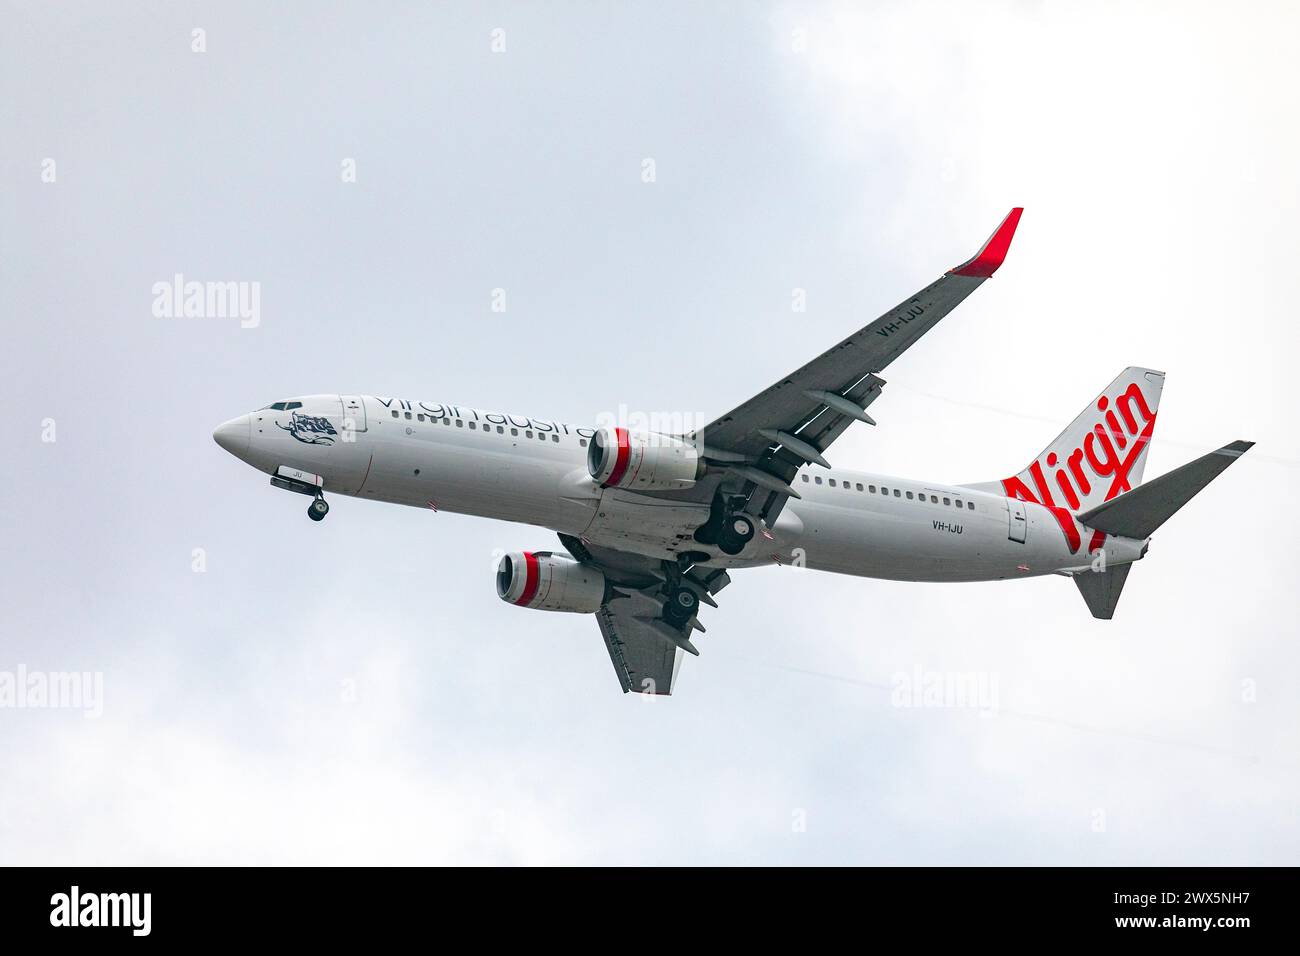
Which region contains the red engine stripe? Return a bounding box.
[605,427,631,487]
[515,551,541,606]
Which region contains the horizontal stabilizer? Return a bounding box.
[1077,440,1253,540]
[1073,564,1132,620]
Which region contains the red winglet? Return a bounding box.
[948,207,1023,278]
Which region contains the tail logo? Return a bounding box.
[1002,382,1157,553]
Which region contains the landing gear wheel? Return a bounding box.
[308,497,330,521]
[728,515,755,542]
[663,586,699,627]
[718,513,755,555]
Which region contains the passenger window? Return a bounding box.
[856,483,863,492]
[829,479,836,487]
[579,439,587,447]
[954,500,962,509]
[391,410,399,418]
[815,477,823,485]
[893,489,900,497]
[497,426,504,434]
[802,474,810,483]
[967,501,975,510]
[417,414,425,422]
[469,422,477,430]
[869,485,876,493]
[455,420,463,427]
[404,412,412,420]
[931,495,938,503]
[943,497,951,506]
[881,487,888,495]
[551,434,558,442]
[906,491,914,500]
[443,418,450,426]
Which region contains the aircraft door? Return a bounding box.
[340,395,368,435]
[1007,499,1028,543]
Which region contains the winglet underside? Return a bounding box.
[948,207,1024,278]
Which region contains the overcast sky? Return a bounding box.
[2,0,1297,864]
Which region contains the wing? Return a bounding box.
[560,534,730,696]
[691,208,1023,515]
[547,211,1023,695]
[595,602,683,696]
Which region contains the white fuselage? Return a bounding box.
[215,395,1146,583]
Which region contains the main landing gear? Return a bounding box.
[662,584,700,628]
[654,554,731,653]
[719,513,755,555]
[308,495,330,522]
[693,495,757,555]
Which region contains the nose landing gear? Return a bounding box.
[270,466,330,521]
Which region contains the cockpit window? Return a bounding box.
[259,401,302,411]
[286,401,302,410]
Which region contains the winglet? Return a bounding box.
[948,207,1023,278]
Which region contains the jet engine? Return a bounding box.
[496,551,607,613]
[586,427,704,491]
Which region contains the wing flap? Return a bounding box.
[596,602,682,695]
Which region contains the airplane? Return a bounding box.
[213,208,1253,696]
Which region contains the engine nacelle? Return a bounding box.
[496,552,606,614]
[586,427,703,491]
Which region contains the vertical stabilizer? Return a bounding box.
[965,368,1164,515]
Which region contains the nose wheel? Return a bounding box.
[308,496,330,522]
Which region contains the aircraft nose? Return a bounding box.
[213,415,251,457]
